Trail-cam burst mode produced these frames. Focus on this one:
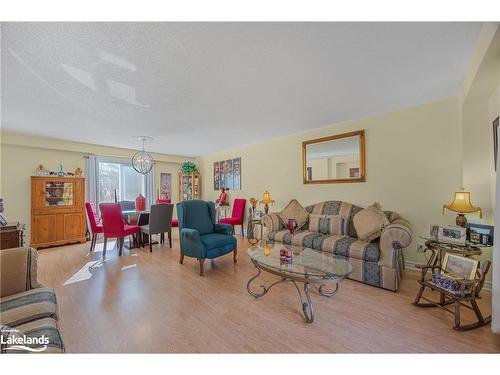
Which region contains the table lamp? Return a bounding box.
[443,191,482,227]
[259,191,275,214]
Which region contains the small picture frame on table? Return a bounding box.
[466,223,494,246]
[437,225,466,245]
[0,215,7,227]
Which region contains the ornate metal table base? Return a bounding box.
[246,266,340,323]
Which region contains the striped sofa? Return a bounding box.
[261,200,412,292]
[0,247,64,353]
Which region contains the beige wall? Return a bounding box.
[0,134,194,244]
[490,83,500,333]
[199,97,463,265]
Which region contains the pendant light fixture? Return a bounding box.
[131,136,154,174]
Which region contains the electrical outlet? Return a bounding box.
[416,244,425,253]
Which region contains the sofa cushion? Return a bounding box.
[268,231,380,262]
[268,230,323,248]
[305,200,362,237]
[0,287,58,327]
[353,203,390,242]
[278,199,309,230]
[1,317,64,353]
[308,214,344,235]
[200,233,236,251]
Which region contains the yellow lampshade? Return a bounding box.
[260,191,275,205]
[443,191,482,218]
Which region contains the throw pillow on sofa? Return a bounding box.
[309,214,344,235]
[353,202,390,242]
[278,199,309,230]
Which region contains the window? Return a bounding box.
[96,158,153,207]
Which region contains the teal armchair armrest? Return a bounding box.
[214,223,233,236]
[180,228,206,259]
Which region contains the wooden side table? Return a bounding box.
[247,218,263,245]
[419,237,483,269]
[0,222,25,250]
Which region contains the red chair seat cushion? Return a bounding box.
[171,218,179,227]
[123,225,140,236]
[94,224,103,234]
[220,217,242,225]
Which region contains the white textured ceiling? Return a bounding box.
[1,22,481,156]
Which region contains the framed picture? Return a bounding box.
[466,223,494,246]
[430,224,439,241]
[437,225,466,245]
[469,232,481,244]
[226,159,233,190]
[213,157,242,190]
[0,214,7,227]
[159,173,172,200]
[213,162,220,190]
[493,116,499,171]
[233,157,241,190]
[441,254,479,280]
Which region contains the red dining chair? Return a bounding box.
[99,203,140,258]
[85,202,103,253]
[158,199,179,228]
[157,199,171,203]
[220,198,246,236]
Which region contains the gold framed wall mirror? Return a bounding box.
[302,130,365,184]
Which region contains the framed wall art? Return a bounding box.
[159,172,172,200]
[213,157,241,190]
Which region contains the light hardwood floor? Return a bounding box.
[36,232,500,353]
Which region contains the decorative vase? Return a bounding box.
[135,194,146,212]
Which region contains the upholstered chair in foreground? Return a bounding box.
[177,200,237,275]
[0,247,64,353]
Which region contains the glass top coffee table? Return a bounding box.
[247,243,352,323]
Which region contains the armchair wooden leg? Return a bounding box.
[179,253,184,264]
[168,230,172,248]
[233,249,237,263]
[199,259,205,276]
[149,234,153,252]
[241,225,244,237]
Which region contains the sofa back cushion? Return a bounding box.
[278,199,309,230]
[305,201,363,237]
[353,203,390,242]
[308,214,344,235]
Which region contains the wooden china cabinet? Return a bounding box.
[31,176,86,249]
[178,172,202,201]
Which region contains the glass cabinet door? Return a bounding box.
[182,175,192,200]
[45,181,74,206]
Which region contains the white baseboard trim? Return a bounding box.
[403,261,492,291]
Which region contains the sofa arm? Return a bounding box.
[180,228,200,242]
[214,223,233,236]
[0,247,42,298]
[379,219,412,268]
[179,228,207,259]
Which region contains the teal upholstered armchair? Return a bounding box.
[177,200,237,275]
